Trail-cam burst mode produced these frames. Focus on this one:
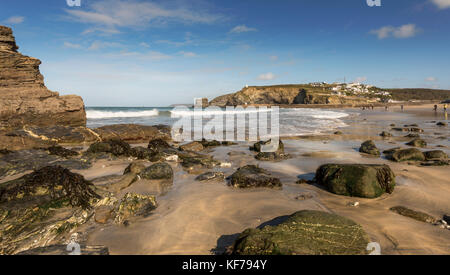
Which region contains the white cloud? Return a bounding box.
[355,76,367,83]
[370,24,420,39]
[179,51,197,57]
[105,50,172,61]
[257,72,276,81]
[4,16,25,24]
[63,42,82,49]
[140,42,150,48]
[425,76,437,82]
[88,41,123,51]
[431,0,450,9]
[229,25,257,34]
[65,0,223,34]
[270,55,279,61]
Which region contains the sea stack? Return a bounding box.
[0,25,86,131]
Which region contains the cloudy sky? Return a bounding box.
[1,0,450,106]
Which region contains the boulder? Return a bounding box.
[390,206,437,224]
[129,146,153,160]
[384,148,425,162]
[315,164,395,198]
[93,124,170,144]
[123,162,146,175]
[230,210,369,255]
[359,140,380,156]
[195,172,225,182]
[178,151,220,172]
[406,139,427,148]
[424,150,448,160]
[140,163,173,180]
[229,165,281,188]
[437,122,447,127]
[0,165,100,209]
[405,133,420,138]
[114,193,157,224]
[47,146,79,158]
[250,139,284,153]
[200,139,222,148]
[0,26,86,131]
[87,139,131,157]
[380,131,392,137]
[180,141,204,152]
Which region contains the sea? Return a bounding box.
[86,107,352,138]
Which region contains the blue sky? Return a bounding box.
[1,0,450,106]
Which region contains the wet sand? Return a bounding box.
[84,104,449,255]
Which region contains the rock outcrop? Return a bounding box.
[210,85,368,107]
[0,26,86,131]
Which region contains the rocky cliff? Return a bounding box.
[0,26,86,131]
[210,85,368,107]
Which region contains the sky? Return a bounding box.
[1,0,450,106]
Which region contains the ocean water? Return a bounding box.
[86,107,351,138]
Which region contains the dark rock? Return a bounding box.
[424,150,448,160]
[87,139,131,157]
[229,210,369,255]
[140,163,173,180]
[420,160,449,166]
[47,146,79,158]
[229,165,281,189]
[443,215,450,224]
[250,139,284,153]
[359,140,380,156]
[195,172,225,182]
[0,166,99,209]
[114,193,157,224]
[409,127,424,133]
[123,162,146,175]
[436,122,447,127]
[178,151,220,172]
[315,164,395,198]
[147,138,173,153]
[380,131,392,137]
[255,152,290,161]
[392,127,408,132]
[390,206,437,224]
[94,124,171,144]
[406,139,427,148]
[405,133,420,138]
[221,141,237,146]
[200,139,222,148]
[385,148,425,162]
[129,146,153,160]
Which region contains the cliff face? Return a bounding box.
[0,26,86,131]
[210,86,368,107]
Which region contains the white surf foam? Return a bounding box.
[86,109,160,119]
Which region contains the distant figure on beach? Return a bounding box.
[371,105,374,110]
[401,105,404,111]
[385,105,388,111]
[444,104,448,112]
[434,105,438,112]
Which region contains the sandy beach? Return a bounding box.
[72,104,450,255]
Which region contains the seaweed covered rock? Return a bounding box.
[200,139,222,148]
[230,210,369,255]
[424,150,448,160]
[229,165,281,189]
[359,140,380,156]
[147,138,173,153]
[47,146,79,158]
[405,133,420,138]
[406,138,427,148]
[390,206,437,224]
[250,139,284,153]
[195,172,225,182]
[315,164,395,198]
[140,162,173,180]
[178,151,220,173]
[380,131,392,137]
[385,148,425,162]
[0,166,100,209]
[114,193,157,224]
[179,141,204,152]
[129,146,153,160]
[87,139,131,157]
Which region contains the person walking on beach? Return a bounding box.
[434,105,438,112]
[385,105,389,111]
[444,104,448,112]
[401,105,404,111]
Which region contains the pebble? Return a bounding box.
[349,202,360,207]
[165,155,179,162]
[220,162,232,168]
